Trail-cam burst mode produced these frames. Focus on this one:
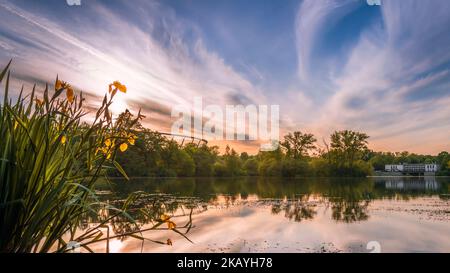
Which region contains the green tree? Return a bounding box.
[174,150,195,177]
[369,154,392,171]
[281,157,308,177]
[224,145,243,176]
[309,158,331,177]
[330,130,369,168]
[159,141,194,177]
[184,143,219,177]
[257,146,284,176]
[125,129,168,176]
[281,131,317,159]
[240,152,249,161]
[243,158,259,176]
[437,151,449,164]
[213,161,228,177]
[258,158,282,176]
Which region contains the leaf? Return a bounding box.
[3,71,10,106]
[52,87,65,101]
[113,160,129,181]
[0,59,11,83]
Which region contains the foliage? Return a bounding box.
[213,161,229,177]
[185,143,219,177]
[243,158,259,176]
[281,158,309,177]
[0,61,190,253]
[329,130,369,168]
[113,123,446,178]
[281,131,317,159]
[309,158,331,177]
[223,145,244,176]
[258,158,282,176]
[257,147,283,176]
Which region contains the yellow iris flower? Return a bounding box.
[113,81,127,93]
[160,214,170,222]
[109,81,127,95]
[104,139,112,147]
[167,221,176,230]
[35,98,43,107]
[119,143,128,152]
[55,79,63,90]
[67,87,74,103]
[128,134,136,145]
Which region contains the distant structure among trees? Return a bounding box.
[385,163,439,175]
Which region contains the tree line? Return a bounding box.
[111,116,450,178]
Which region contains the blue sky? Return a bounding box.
[0,0,449,154]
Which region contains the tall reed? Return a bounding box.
[0,60,154,252]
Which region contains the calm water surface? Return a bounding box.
[93,177,450,253]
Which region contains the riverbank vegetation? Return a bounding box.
[0,62,190,252]
[112,114,450,178]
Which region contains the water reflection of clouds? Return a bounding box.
[91,177,450,253]
[91,196,450,253]
[122,201,449,253]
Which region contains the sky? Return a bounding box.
[0,0,449,154]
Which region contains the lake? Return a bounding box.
[91,176,450,253]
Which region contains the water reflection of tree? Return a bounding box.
[98,176,449,225]
[208,194,241,208]
[328,198,370,223]
[102,177,449,203]
[270,195,317,222]
[83,193,206,242]
[284,202,317,222]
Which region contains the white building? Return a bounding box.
[424,164,439,172]
[385,164,403,172]
[385,163,439,174]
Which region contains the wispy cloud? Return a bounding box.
[292,0,450,154]
[0,0,267,132]
[0,0,449,154]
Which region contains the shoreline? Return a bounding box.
[103,175,450,180]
